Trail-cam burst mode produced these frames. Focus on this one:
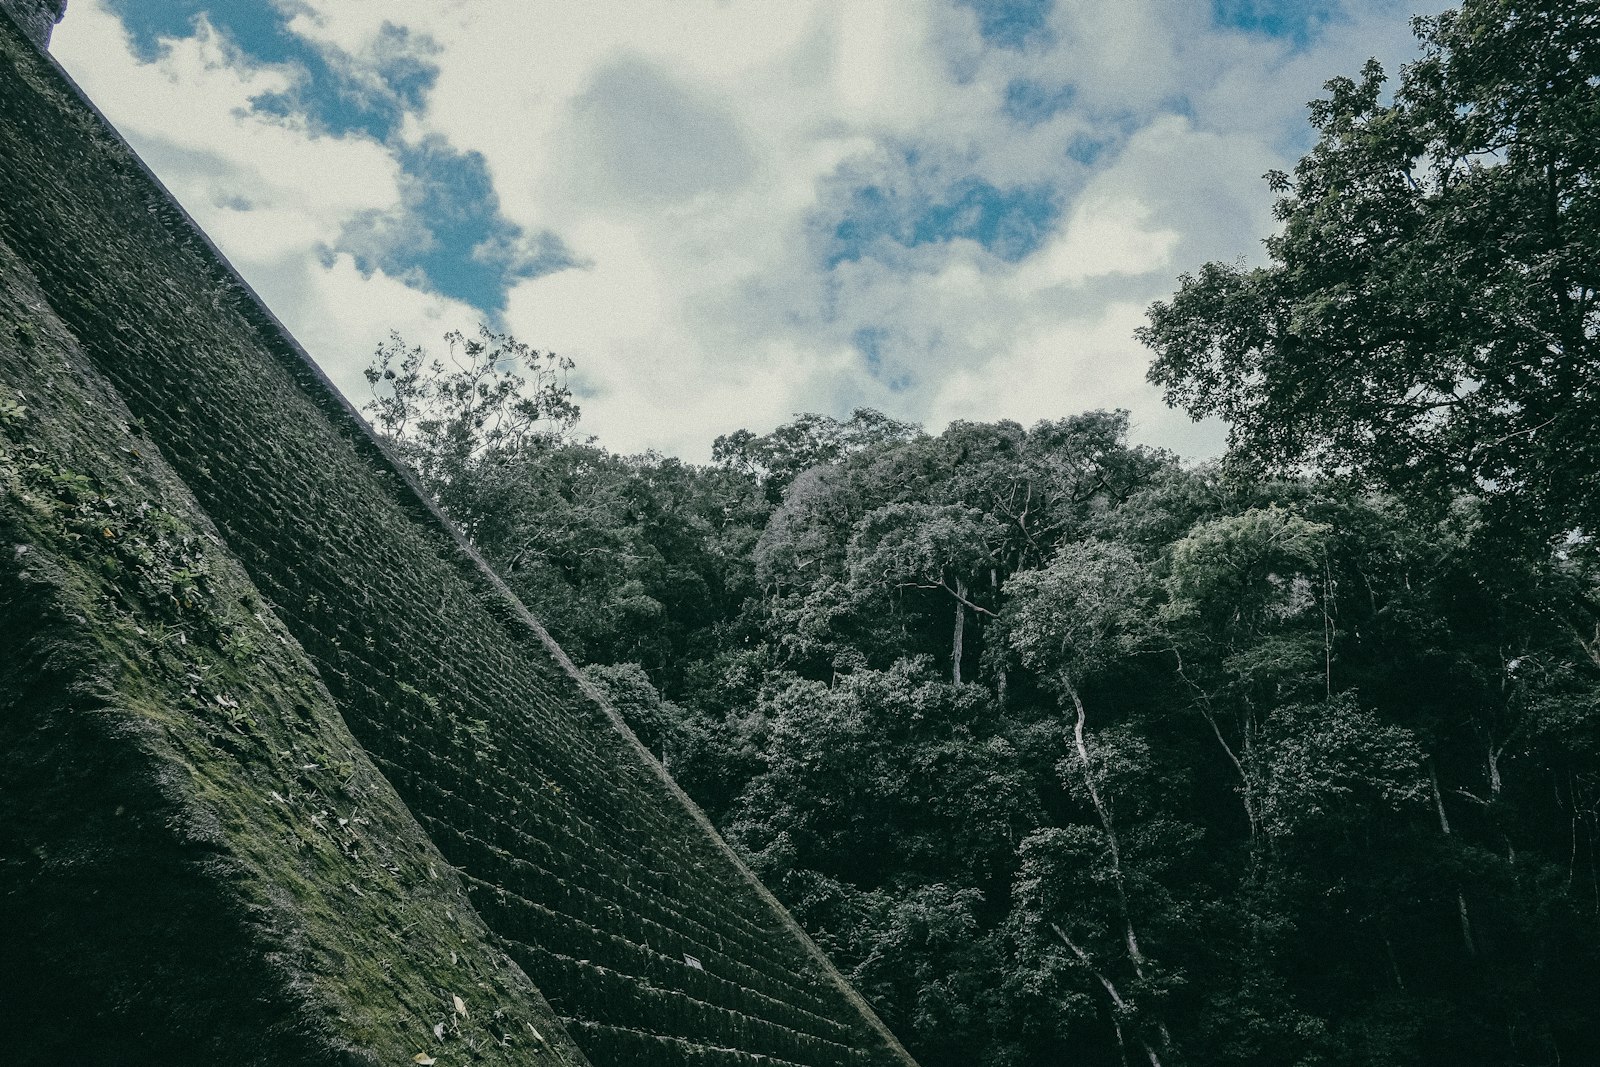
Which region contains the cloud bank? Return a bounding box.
[52,0,1445,460]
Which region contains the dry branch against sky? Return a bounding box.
[52,0,1446,460]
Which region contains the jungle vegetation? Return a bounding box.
[364,3,1600,1063]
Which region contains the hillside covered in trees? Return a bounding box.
[364,3,1600,1064]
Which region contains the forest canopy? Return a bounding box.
[1140,0,1600,541]
[361,3,1600,1064]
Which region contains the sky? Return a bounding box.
[50,0,1446,462]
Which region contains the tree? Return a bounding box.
[1160,505,1335,839]
[750,412,1165,681]
[1005,541,1180,1065]
[362,324,579,492]
[726,659,1039,1065]
[362,330,774,681]
[713,408,919,502]
[847,503,1006,683]
[353,326,1600,1063]
[1140,0,1600,540]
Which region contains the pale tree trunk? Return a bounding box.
[1061,678,1177,1059]
[1201,703,1257,840]
[952,577,967,685]
[1430,760,1477,956]
[1051,924,1164,1067]
[1380,924,1406,992]
[1568,617,1600,668]
[1064,679,1143,968]
[1171,648,1258,839]
[990,569,1006,700]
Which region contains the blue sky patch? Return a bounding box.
[104,0,437,140]
[108,0,296,64]
[337,137,576,313]
[1003,79,1075,126]
[828,175,1059,266]
[105,1,562,315]
[954,0,1054,50]
[1210,0,1335,47]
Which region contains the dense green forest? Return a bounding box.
[363,3,1599,1064]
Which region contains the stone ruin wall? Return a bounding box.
[0,11,919,1066]
[0,0,63,47]
[0,222,592,1067]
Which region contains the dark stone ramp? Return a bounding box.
[0,0,62,47]
[0,10,918,1066]
[0,235,589,1065]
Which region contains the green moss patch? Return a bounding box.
[0,233,588,1065]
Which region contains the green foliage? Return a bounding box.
[384,392,1600,1065]
[748,410,1168,682]
[1006,539,1152,684]
[582,661,729,798]
[713,408,920,502]
[363,324,579,490]
[848,503,1004,597]
[1256,695,1426,838]
[1139,0,1600,540]
[1164,507,1330,629]
[374,93,1600,1049]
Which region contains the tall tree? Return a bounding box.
[1140,0,1600,539]
[363,325,578,494]
[1006,540,1180,1065]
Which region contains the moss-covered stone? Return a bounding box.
[0,230,588,1065]
[0,7,917,1064]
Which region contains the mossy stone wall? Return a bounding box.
[0,232,589,1065]
[0,0,61,47]
[0,11,916,1066]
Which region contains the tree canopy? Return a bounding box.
[364,329,1600,1063]
[360,9,1600,1058]
[1140,0,1600,540]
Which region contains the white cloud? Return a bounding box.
[1024,193,1181,291]
[50,0,480,406]
[51,0,1448,462]
[549,55,759,211]
[54,3,399,246]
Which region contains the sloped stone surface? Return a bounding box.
[0,234,589,1066]
[0,10,917,1066]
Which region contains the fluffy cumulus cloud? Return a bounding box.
[51,0,1446,459]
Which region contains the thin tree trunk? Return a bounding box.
[1430,760,1452,835]
[1064,682,1135,948]
[1568,772,1578,889]
[1456,892,1476,957]
[1060,679,1180,1058]
[1380,926,1406,992]
[952,577,967,685]
[1171,648,1257,838]
[1051,924,1164,1067]
[1430,760,1478,956]
[1322,563,1334,698]
[1201,703,1257,839]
